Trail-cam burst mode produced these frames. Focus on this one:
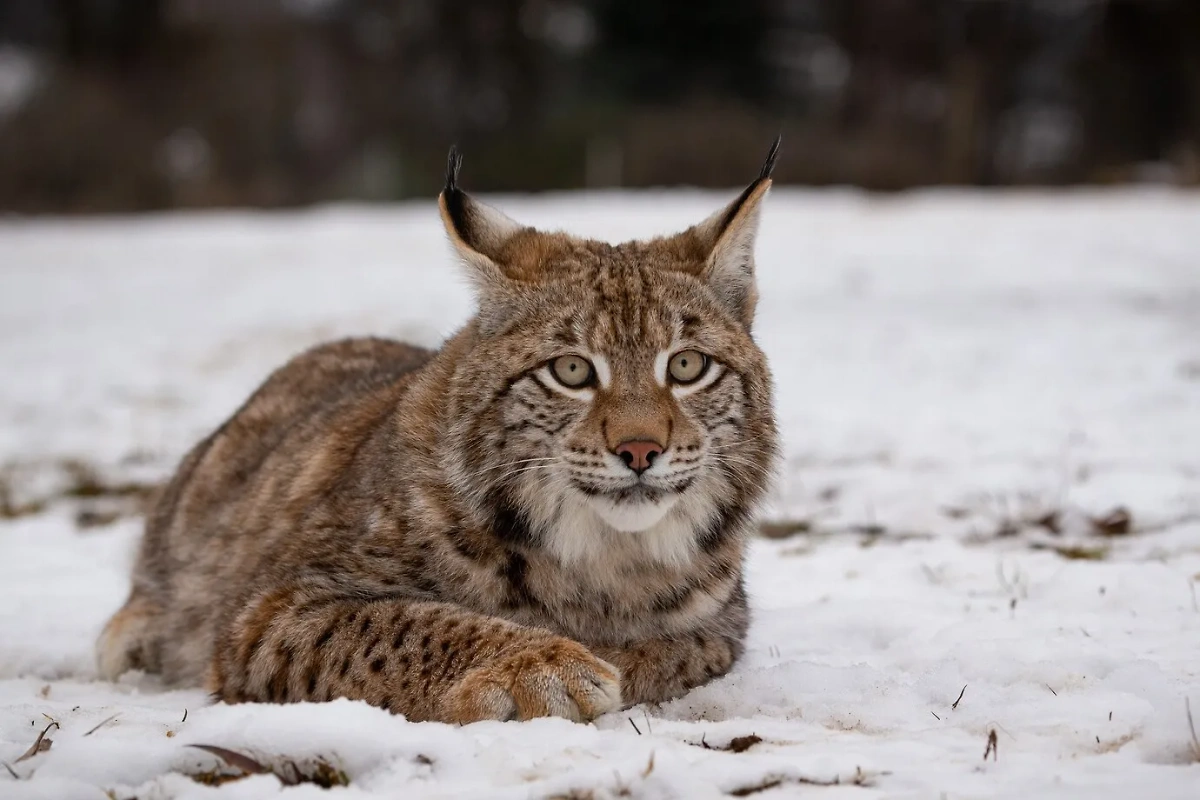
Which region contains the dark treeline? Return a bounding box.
[0,0,1197,212]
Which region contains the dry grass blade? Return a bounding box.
[1187,698,1200,762]
[1034,543,1110,561]
[729,767,879,795]
[189,769,250,787]
[187,744,269,778]
[84,714,120,736]
[185,749,350,790]
[15,721,58,763]
[729,777,783,796]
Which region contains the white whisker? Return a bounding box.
[464,456,558,480]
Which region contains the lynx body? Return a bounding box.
[97,145,780,723]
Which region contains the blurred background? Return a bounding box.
[0,0,1198,213]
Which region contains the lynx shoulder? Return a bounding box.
[97,142,781,723]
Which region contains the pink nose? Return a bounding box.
[614,440,663,475]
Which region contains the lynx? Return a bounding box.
[97,142,780,723]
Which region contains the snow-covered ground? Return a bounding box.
[1,190,1199,799]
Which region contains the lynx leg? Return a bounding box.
[591,587,749,705]
[208,587,621,724]
[96,591,161,680]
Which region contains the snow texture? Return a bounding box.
[2,190,1199,798]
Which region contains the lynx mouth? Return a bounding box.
[603,484,665,504]
[568,477,694,504]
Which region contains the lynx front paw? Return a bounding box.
[443,637,621,724]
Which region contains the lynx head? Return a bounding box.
[440,143,779,566]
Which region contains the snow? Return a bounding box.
[2,189,1200,798]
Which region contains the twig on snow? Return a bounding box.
[2,762,18,780]
[952,685,967,710]
[628,717,642,735]
[729,777,782,796]
[84,714,120,736]
[983,729,998,762]
[1046,684,1058,696]
[182,708,188,723]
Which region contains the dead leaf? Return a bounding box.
[728,735,763,753]
[759,520,811,539]
[1092,507,1132,536]
[1034,511,1061,535]
[15,722,57,763]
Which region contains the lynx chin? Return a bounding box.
[97,141,781,724]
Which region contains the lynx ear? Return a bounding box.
[438,147,525,294]
[680,137,779,328]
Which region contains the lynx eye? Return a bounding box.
[550,355,595,388]
[668,350,709,384]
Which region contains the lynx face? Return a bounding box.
[440,148,778,565]
[495,266,767,538]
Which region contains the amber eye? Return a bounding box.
[550,355,595,388]
[668,350,709,384]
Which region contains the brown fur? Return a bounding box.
[97,146,780,723]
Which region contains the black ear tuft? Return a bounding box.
[713,137,781,234]
[758,135,781,182]
[445,145,463,194]
[442,146,468,231]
